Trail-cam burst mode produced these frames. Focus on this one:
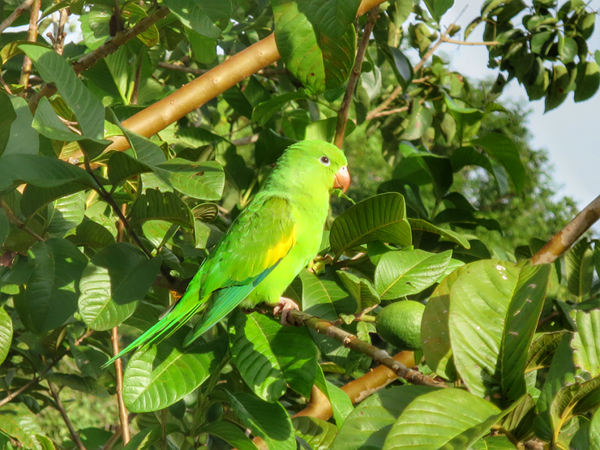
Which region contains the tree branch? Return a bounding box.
[366,22,456,121]
[532,194,600,265]
[0,199,45,241]
[157,61,288,77]
[111,327,130,445]
[334,6,379,149]
[0,0,35,34]
[441,37,499,46]
[0,330,93,408]
[18,0,41,93]
[48,381,87,450]
[291,310,446,388]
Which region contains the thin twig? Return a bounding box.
[82,156,153,259]
[369,105,409,118]
[0,0,35,34]
[532,194,600,265]
[48,381,87,450]
[334,6,379,148]
[291,310,446,387]
[0,73,13,95]
[18,0,41,93]
[0,329,93,408]
[157,61,288,77]
[0,199,45,241]
[131,52,143,105]
[54,7,69,55]
[441,37,499,46]
[366,22,456,121]
[111,327,130,445]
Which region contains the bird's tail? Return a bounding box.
[103,287,205,368]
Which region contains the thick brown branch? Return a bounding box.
[18,0,41,92]
[111,328,130,444]
[532,194,600,265]
[291,310,445,388]
[334,6,379,148]
[366,22,456,121]
[48,381,87,450]
[0,0,35,34]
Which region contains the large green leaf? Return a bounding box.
[15,239,87,334]
[252,90,308,127]
[526,331,567,372]
[300,0,361,39]
[46,191,87,236]
[330,193,412,259]
[20,182,87,220]
[382,389,501,449]
[67,220,115,249]
[272,0,356,93]
[300,270,356,320]
[3,95,37,158]
[314,364,353,427]
[589,407,600,448]
[200,421,259,450]
[162,0,232,38]
[129,189,194,229]
[0,410,45,449]
[78,243,162,330]
[153,159,225,200]
[121,424,180,450]
[572,310,600,378]
[0,209,8,247]
[421,265,469,381]
[227,391,296,450]
[19,44,105,140]
[449,260,549,400]
[293,416,337,450]
[566,239,594,300]
[336,270,380,312]
[408,218,471,249]
[229,311,318,401]
[0,154,96,191]
[330,385,438,450]
[0,91,17,157]
[123,332,228,412]
[574,61,600,102]
[471,133,526,195]
[374,249,452,300]
[0,307,13,365]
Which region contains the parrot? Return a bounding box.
[106,140,350,364]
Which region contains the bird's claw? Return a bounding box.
[273,297,301,326]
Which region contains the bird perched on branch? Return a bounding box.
[106,140,350,364]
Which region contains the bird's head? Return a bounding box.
[279,140,350,194]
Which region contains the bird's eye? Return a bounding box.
[320,156,330,166]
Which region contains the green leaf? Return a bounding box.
[471,133,526,195]
[545,64,573,112]
[449,260,550,400]
[0,154,96,192]
[575,61,600,103]
[20,182,87,220]
[272,0,356,93]
[252,90,308,126]
[0,410,44,449]
[123,332,228,412]
[400,101,432,141]
[122,424,180,450]
[422,265,469,381]
[393,145,453,200]
[153,159,225,200]
[19,44,105,140]
[314,364,353,427]
[374,249,452,300]
[450,146,508,194]
[424,0,454,22]
[590,407,600,448]
[0,209,8,247]
[130,189,194,229]
[300,0,361,39]
[0,92,18,157]
[444,96,483,143]
[0,307,13,365]
[3,95,38,158]
[162,0,232,38]
[46,190,87,236]
[107,152,153,187]
[229,310,318,401]
[336,270,380,312]
[566,239,594,300]
[330,193,412,260]
[300,269,356,321]
[32,97,84,142]
[108,112,166,165]
[188,29,217,64]
[227,391,296,450]
[67,220,115,249]
[385,46,413,89]
[500,263,551,403]
[408,218,470,248]
[330,385,438,450]
[293,416,337,450]
[572,310,600,377]
[78,243,162,330]
[15,239,87,334]
[526,332,567,372]
[46,373,107,396]
[382,388,501,449]
[200,421,259,450]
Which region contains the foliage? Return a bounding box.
[1,0,600,449]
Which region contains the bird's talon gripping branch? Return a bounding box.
[274,297,301,326]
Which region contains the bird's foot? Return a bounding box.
[273,297,301,326]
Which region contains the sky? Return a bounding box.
[440,1,600,213]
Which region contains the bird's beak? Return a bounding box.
[333,166,351,193]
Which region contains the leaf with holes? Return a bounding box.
[78,243,162,330]
[123,332,228,412]
[229,311,317,402]
[330,193,411,260]
[375,249,452,300]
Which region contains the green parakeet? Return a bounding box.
[107,140,350,363]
